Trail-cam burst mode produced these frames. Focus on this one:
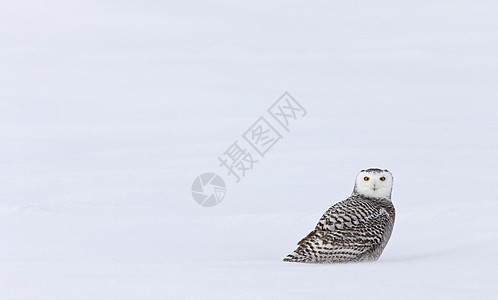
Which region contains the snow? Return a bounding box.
[2,0,498,299]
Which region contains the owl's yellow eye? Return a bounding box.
[379,177,386,181]
[364,177,370,181]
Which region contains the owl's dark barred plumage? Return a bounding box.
[284,168,395,263]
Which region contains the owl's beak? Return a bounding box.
[373,184,377,191]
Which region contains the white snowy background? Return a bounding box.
[1,0,498,299]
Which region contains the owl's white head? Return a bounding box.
[352,168,393,200]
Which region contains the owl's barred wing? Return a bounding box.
[285,220,385,263]
[284,228,377,263]
[284,198,393,263]
[315,198,381,232]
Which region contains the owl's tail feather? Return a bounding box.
[283,251,312,263]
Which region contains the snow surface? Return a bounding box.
[2,0,498,299]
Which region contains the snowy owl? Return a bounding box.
[283,168,395,263]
